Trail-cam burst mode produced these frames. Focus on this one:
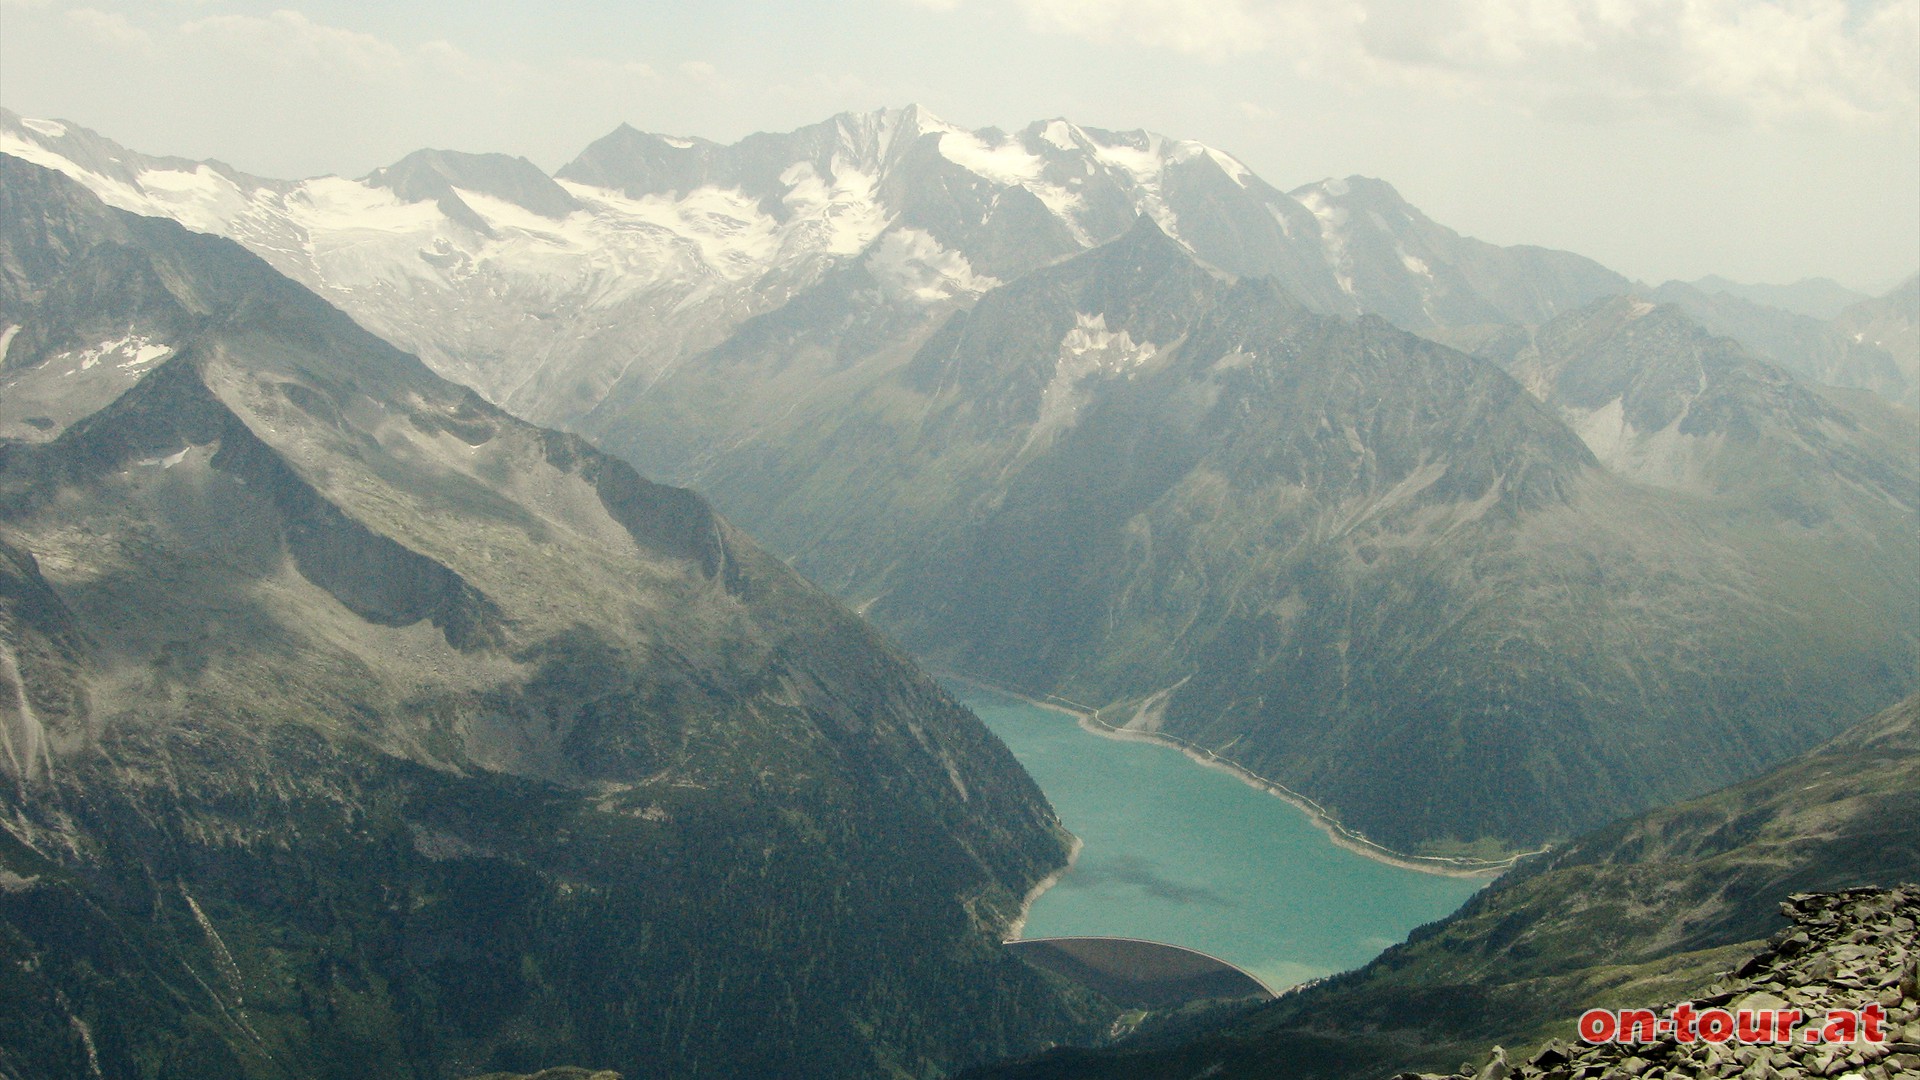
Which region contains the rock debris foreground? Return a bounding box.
[1400,886,1920,1080]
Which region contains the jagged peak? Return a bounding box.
[1024,116,1086,150]
[567,121,717,159]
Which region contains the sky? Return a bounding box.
[1,0,1915,291]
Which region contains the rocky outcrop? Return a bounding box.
[1410,886,1919,1080]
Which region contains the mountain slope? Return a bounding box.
[596,220,1919,855]
[0,155,1099,1079]
[964,692,1920,1080]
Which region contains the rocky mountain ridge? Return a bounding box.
[1640,278,1917,407]
[1486,295,1917,511]
[1685,275,1869,321]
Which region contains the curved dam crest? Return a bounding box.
[967,692,1485,992]
[1005,936,1275,1008]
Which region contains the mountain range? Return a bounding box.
[2,103,1917,1080]
[7,105,1909,418]
[4,106,1914,859]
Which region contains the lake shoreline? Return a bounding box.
[1006,833,1084,942]
[951,675,1535,880]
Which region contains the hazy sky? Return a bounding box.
[2,0,1915,290]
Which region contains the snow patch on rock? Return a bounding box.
[1026,313,1159,449]
[1205,148,1253,187]
[65,332,173,374]
[1297,185,1355,295]
[934,129,1086,228]
[868,229,999,302]
[936,128,1044,186]
[776,158,892,258]
[133,165,257,235]
[1039,120,1078,151]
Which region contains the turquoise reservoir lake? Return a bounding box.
[967,692,1485,992]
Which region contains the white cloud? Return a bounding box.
[931,0,1920,126]
[564,56,661,81]
[2,6,736,175]
[64,6,153,49]
[1016,0,1279,58]
[178,10,416,78]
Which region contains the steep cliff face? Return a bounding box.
[0,156,1097,1080]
